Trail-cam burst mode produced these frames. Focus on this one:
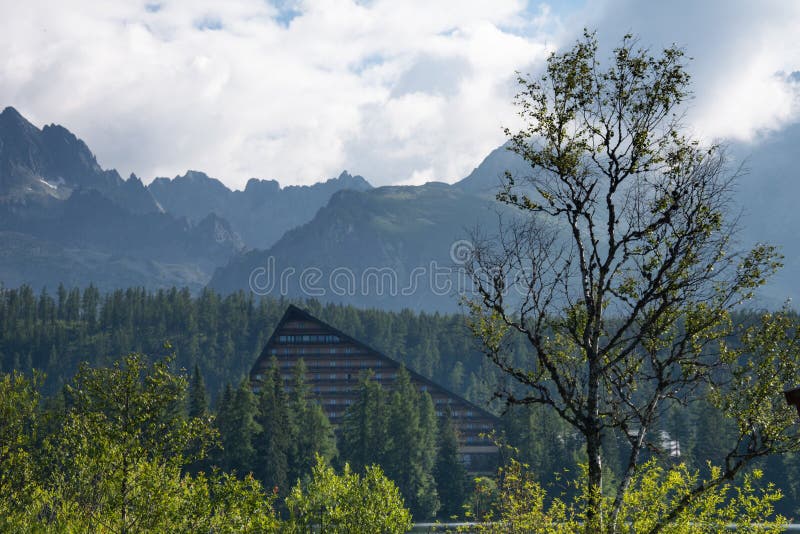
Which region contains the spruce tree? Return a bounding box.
[385,368,439,519]
[217,380,260,474]
[287,359,336,483]
[254,359,291,492]
[340,371,388,472]
[188,364,208,419]
[434,409,467,519]
[416,391,440,518]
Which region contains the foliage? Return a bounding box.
[0,355,281,533]
[339,369,441,519]
[464,459,784,534]
[285,455,412,534]
[0,285,490,406]
[0,371,41,532]
[464,29,799,532]
[175,471,281,533]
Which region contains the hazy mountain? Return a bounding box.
[729,123,800,307]
[0,108,242,291]
[0,108,375,293]
[149,170,372,249]
[208,181,507,311]
[0,106,160,214]
[454,144,529,197]
[2,106,798,309]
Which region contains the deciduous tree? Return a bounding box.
[466,30,800,533]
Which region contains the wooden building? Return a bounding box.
[250,305,499,470]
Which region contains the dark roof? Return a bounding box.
[252,304,500,423]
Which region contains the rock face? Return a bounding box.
[0,106,161,213]
[0,108,373,292]
[0,108,239,291]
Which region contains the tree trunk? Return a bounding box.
[586,362,604,534]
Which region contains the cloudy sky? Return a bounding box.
[1,0,798,189]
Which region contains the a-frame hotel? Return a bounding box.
[250,305,499,471]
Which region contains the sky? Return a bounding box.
[0,0,798,189]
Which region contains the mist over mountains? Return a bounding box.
[0,106,798,311]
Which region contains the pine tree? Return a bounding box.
[385,368,439,519]
[254,360,291,492]
[188,364,208,419]
[416,391,440,518]
[434,409,467,519]
[217,380,260,474]
[287,359,336,483]
[340,371,388,472]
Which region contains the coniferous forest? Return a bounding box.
[1,284,799,522]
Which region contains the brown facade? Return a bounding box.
[250,305,499,470]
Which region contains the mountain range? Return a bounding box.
[1,106,798,311]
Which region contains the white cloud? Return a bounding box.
[583,0,800,143]
[0,0,558,188]
[0,0,797,188]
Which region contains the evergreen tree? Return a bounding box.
[188,364,208,419]
[416,391,440,518]
[384,368,439,519]
[254,360,291,492]
[217,380,260,475]
[434,409,468,519]
[339,371,388,472]
[287,359,336,483]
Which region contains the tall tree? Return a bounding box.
[384,368,439,519]
[287,359,337,483]
[465,30,800,533]
[339,372,388,472]
[188,364,209,419]
[433,409,468,519]
[254,359,291,492]
[218,380,260,475]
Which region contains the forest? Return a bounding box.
[0,284,799,523]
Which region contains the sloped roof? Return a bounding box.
[252,304,499,423]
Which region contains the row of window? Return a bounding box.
[271,346,359,355]
[322,398,354,406]
[271,357,384,369]
[276,334,341,344]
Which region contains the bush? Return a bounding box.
[285,455,412,533]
